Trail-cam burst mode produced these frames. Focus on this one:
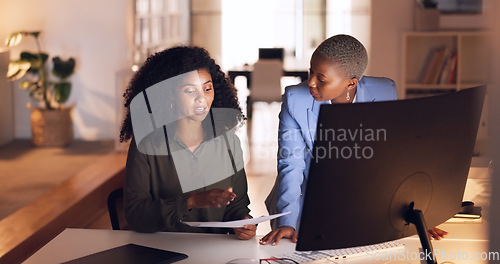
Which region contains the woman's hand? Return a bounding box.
[234,217,257,240]
[187,187,236,209]
[428,227,448,240]
[258,226,446,245]
[259,226,297,246]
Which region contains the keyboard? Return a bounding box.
[271,241,405,263]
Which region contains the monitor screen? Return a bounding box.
[258,48,284,61]
[296,86,486,252]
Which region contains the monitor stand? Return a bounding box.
[406,203,438,264]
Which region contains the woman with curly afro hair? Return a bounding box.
[120,46,256,240]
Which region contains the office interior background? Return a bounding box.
[1,0,500,259]
[0,0,498,142]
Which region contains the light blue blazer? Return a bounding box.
[267,76,398,230]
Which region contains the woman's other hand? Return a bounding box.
[187,187,236,209]
[428,227,448,240]
[259,226,297,246]
[234,217,257,240]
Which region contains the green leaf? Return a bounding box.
[52,57,75,79]
[20,51,49,64]
[29,31,41,38]
[4,31,41,47]
[5,32,23,47]
[6,61,31,81]
[19,81,35,90]
[53,82,71,103]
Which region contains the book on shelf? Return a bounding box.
[435,48,451,84]
[419,47,457,85]
[446,52,457,84]
[454,206,482,219]
[438,52,452,84]
[419,48,440,84]
[445,205,482,223]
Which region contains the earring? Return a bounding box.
[169,103,174,110]
[346,90,350,101]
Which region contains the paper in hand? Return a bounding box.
[181,211,291,228]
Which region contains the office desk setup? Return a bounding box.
[23,222,489,264]
[227,66,309,89]
[24,166,493,264]
[227,64,308,118]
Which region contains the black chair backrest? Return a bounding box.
[107,188,124,230]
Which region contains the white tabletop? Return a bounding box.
[23,224,489,264]
[24,229,298,264]
[24,167,492,264]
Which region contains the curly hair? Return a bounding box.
[119,46,244,143]
[314,34,368,80]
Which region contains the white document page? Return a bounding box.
[181,211,291,228]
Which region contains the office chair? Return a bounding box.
[249,59,283,118]
[107,187,125,230]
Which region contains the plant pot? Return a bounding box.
[415,7,440,31]
[29,105,74,147]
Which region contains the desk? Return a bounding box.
[227,66,308,118]
[227,67,308,89]
[24,224,490,264]
[24,167,493,264]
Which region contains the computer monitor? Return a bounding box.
[296,86,486,263]
[258,48,284,61]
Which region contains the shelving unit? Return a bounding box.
[401,31,491,156]
[401,31,490,99]
[133,0,190,67]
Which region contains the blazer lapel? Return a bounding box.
[356,78,376,102]
[307,100,327,147]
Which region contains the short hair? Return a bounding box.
[314,34,368,80]
[119,46,244,143]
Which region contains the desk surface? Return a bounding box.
[24,223,490,264]
[24,168,493,264]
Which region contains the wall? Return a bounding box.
[191,0,222,65]
[369,0,413,97]
[0,0,133,140]
[220,0,300,70]
[326,0,372,71]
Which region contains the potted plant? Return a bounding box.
[5,31,76,147]
[415,0,440,31]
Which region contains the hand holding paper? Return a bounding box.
[181,211,291,228]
